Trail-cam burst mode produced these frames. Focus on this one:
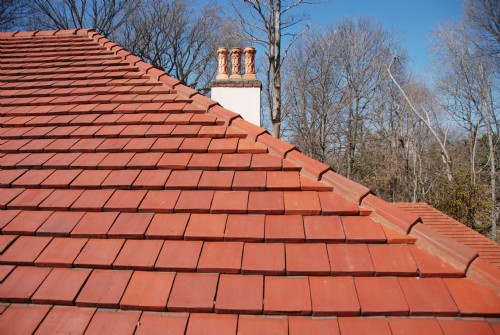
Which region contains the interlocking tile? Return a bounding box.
[248,191,284,214]
[342,216,386,243]
[2,209,53,235]
[166,170,202,189]
[114,239,163,270]
[167,273,219,312]
[219,153,252,170]
[139,190,180,213]
[145,213,189,239]
[0,266,51,302]
[211,191,248,214]
[0,304,51,335]
[101,170,140,189]
[438,318,496,335]
[289,317,340,335]
[70,152,108,168]
[338,317,392,335]
[267,171,300,190]
[120,271,175,311]
[388,318,444,335]
[327,244,375,275]
[285,243,330,275]
[0,236,51,265]
[224,214,265,241]
[31,268,91,305]
[184,213,227,240]
[179,137,211,152]
[318,192,359,215]
[96,138,131,153]
[187,153,222,170]
[241,243,285,275]
[76,269,133,308]
[232,171,266,190]
[151,137,184,152]
[303,216,345,242]
[11,169,54,187]
[368,245,418,275]
[135,312,188,335]
[71,211,119,238]
[355,277,409,315]
[71,189,116,211]
[127,152,163,168]
[74,238,125,268]
[34,305,96,335]
[38,189,84,210]
[0,188,25,209]
[40,169,82,188]
[0,169,26,186]
[107,212,154,238]
[157,153,192,169]
[185,313,237,335]
[398,277,458,315]
[175,190,214,213]
[309,276,360,316]
[197,241,243,273]
[84,309,141,335]
[284,191,321,215]
[265,215,305,242]
[104,189,147,212]
[133,170,171,189]
[215,274,263,313]
[155,240,203,271]
[70,169,111,188]
[35,237,87,267]
[264,276,311,315]
[444,278,500,316]
[198,171,234,190]
[0,234,17,253]
[36,211,85,236]
[7,188,53,210]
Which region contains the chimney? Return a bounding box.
[210,46,262,126]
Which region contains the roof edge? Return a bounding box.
[411,224,478,273]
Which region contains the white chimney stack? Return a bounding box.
[210,46,261,126]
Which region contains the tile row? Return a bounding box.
[1,169,332,191]
[1,305,498,335]
[0,123,239,139]
[0,137,267,155]
[0,153,296,170]
[0,114,222,134]
[0,188,359,215]
[0,236,462,277]
[0,212,382,242]
[1,77,162,91]
[1,266,497,317]
[0,100,195,117]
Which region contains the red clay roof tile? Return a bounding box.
[1,29,498,334]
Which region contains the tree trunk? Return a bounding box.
[271,0,282,138]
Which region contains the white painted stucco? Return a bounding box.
[211,86,261,126]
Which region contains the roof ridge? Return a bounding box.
[83,28,498,291]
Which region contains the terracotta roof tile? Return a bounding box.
[1,29,498,333]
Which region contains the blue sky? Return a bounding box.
[307,0,463,74]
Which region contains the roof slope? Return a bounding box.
[0,29,499,335]
[396,202,500,268]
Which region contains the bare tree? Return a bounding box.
[232,0,318,137]
[432,2,499,240]
[0,0,29,30]
[118,0,238,93]
[29,0,139,38]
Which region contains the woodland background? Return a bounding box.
[1,0,498,240]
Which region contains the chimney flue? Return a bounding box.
[243,47,256,79]
[230,47,243,79]
[216,47,229,80]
